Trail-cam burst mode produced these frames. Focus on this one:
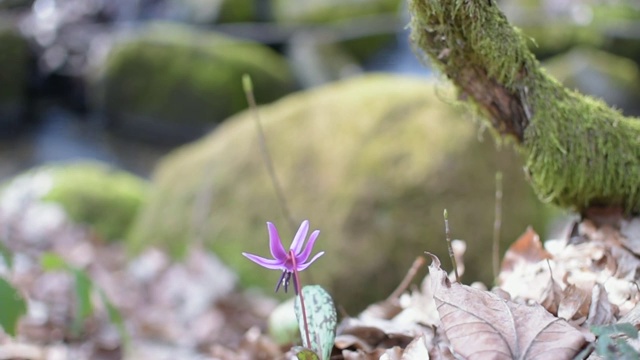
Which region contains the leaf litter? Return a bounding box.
[2,186,640,359]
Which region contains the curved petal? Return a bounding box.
[242,252,284,270]
[296,229,320,264]
[267,222,287,260]
[290,220,309,254]
[298,251,325,271]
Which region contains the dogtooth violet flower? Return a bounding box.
[242,220,324,294]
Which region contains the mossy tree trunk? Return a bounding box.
[408,0,640,215]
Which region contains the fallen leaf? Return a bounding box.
[427,253,586,360]
[500,227,552,279]
[586,284,617,327]
[558,284,592,324]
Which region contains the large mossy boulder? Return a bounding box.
[1,162,148,242]
[129,74,552,311]
[501,0,640,61]
[543,47,640,115]
[0,23,29,129]
[272,0,402,62]
[94,22,295,143]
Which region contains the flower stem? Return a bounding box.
[290,251,312,349]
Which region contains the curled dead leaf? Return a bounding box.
[426,253,586,360]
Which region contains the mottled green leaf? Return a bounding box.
[592,323,638,338]
[294,285,337,360]
[292,346,320,360]
[0,276,26,336]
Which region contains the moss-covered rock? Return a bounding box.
[95,22,295,143]
[0,162,148,242]
[129,74,552,311]
[272,0,401,62]
[218,0,256,23]
[159,0,257,24]
[271,0,400,24]
[543,47,640,115]
[0,23,29,127]
[502,0,640,60]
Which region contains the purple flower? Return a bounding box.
[242,220,324,293]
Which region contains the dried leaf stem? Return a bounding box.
[492,171,503,281]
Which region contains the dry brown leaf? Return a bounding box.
[500,227,552,278]
[539,264,563,316]
[586,283,617,327]
[401,335,430,359]
[427,253,586,360]
[558,284,592,324]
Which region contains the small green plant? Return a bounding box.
[592,323,640,360]
[0,276,26,337]
[0,242,27,337]
[40,253,129,349]
[574,323,640,360]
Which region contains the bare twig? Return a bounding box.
[492,171,503,281]
[242,75,297,233]
[387,256,426,301]
[444,209,459,282]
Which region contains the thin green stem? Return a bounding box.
[242,74,297,233]
[444,209,459,282]
[290,250,312,350]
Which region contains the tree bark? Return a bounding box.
[408,0,640,215]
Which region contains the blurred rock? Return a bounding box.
[0,21,29,131]
[92,22,296,144]
[129,74,554,311]
[287,31,362,88]
[0,161,148,243]
[0,0,33,10]
[542,47,640,115]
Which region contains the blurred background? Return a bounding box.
[1,0,640,331]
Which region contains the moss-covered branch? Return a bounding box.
[409,0,640,214]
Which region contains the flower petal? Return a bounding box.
[296,229,320,264]
[290,220,309,254]
[298,251,325,271]
[242,252,284,270]
[267,222,287,260]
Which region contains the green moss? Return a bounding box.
[129,74,553,310]
[409,0,640,214]
[99,22,295,126]
[42,162,148,242]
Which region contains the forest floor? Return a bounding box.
[1,197,640,359]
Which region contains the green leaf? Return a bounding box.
[0,241,12,269]
[40,253,67,271]
[292,346,320,360]
[70,268,93,335]
[98,288,130,352]
[0,276,27,336]
[294,285,337,360]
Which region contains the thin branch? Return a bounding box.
[387,256,426,301]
